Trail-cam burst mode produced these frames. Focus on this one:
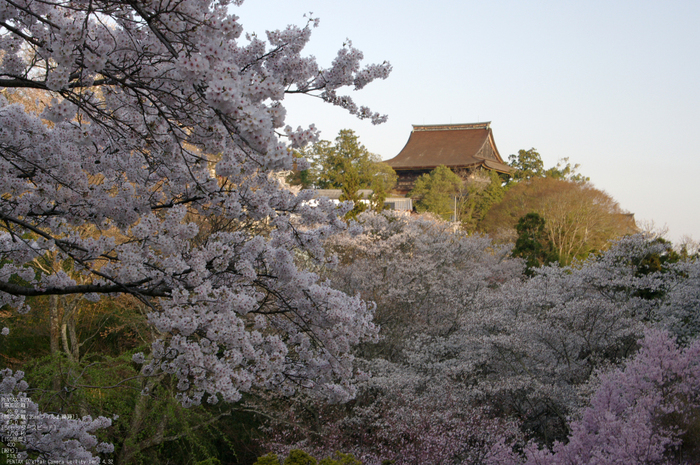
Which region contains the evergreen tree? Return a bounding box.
[508,148,588,184]
[297,129,396,217]
[512,212,560,273]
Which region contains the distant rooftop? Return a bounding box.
[385,122,513,173]
[311,189,412,211]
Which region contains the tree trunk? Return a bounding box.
[116,375,163,465]
[60,297,80,363]
[49,295,60,355]
[49,295,62,393]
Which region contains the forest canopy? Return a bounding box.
[481,176,635,264]
[1,1,697,464]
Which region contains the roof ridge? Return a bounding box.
[412,122,491,131]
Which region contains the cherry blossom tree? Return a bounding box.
[258,212,700,460]
[326,219,682,444]
[259,212,525,463]
[525,329,700,464]
[656,257,700,343]
[1,0,390,460]
[262,373,524,465]
[446,234,676,442]
[325,211,522,360]
[0,330,114,464]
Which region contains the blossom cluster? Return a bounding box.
[525,329,700,464]
[261,212,700,462]
[262,212,525,463]
[0,0,390,459]
[0,369,113,463]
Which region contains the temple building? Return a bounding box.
[385,122,513,194]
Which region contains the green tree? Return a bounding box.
[297,129,396,218]
[544,157,590,182]
[409,165,463,221]
[309,130,394,191]
[508,148,545,182]
[338,159,368,220]
[286,148,314,189]
[508,148,589,184]
[368,161,398,213]
[253,450,361,465]
[459,170,507,232]
[512,213,560,274]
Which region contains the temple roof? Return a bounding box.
[385,122,513,173]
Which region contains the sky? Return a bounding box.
[234,0,700,244]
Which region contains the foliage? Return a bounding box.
[261,213,526,463]
[262,386,523,465]
[525,330,700,464]
[0,332,114,463]
[258,212,700,459]
[310,130,377,189]
[325,212,522,360]
[286,148,315,190]
[543,157,589,182]
[319,452,363,465]
[296,129,397,218]
[481,177,634,264]
[283,449,317,465]
[254,450,362,465]
[0,291,256,464]
[455,234,681,443]
[409,165,463,221]
[0,0,390,461]
[255,453,284,465]
[459,170,508,232]
[508,149,546,182]
[328,221,688,445]
[367,162,398,214]
[656,255,700,343]
[4,4,700,459]
[337,159,368,221]
[507,149,588,184]
[511,213,559,274]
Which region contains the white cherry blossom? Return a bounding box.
[1,0,388,460]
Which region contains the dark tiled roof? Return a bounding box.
[385,122,513,173]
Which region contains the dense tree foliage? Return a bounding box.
[481,177,634,264]
[259,212,700,464]
[458,169,508,232]
[507,148,589,184]
[508,148,546,182]
[308,130,394,191]
[511,213,559,273]
[262,213,525,463]
[254,449,362,465]
[288,129,397,218]
[525,330,700,464]
[408,165,507,229]
[409,165,463,221]
[2,1,699,463]
[0,0,391,461]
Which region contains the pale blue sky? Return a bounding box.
[235,0,700,243]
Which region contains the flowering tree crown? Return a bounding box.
[0,0,390,459]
